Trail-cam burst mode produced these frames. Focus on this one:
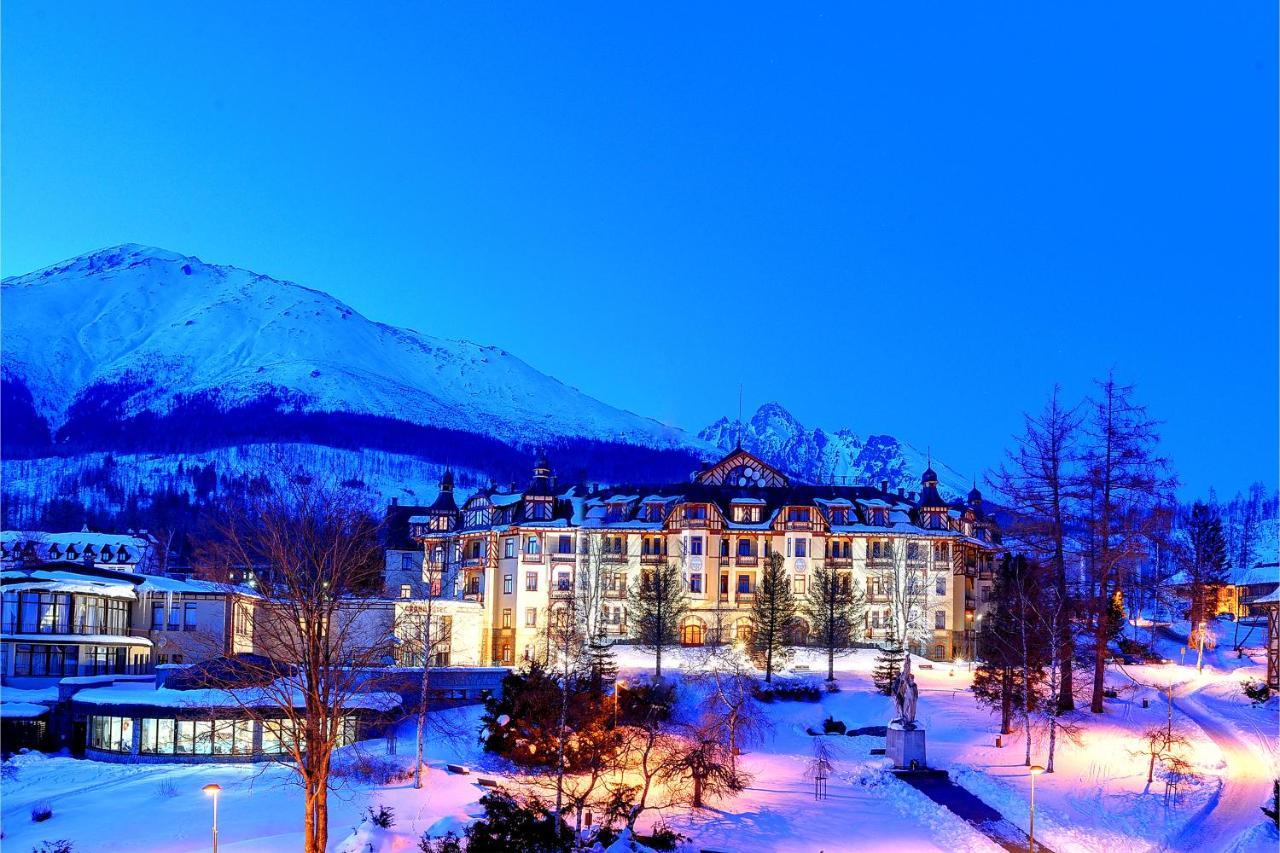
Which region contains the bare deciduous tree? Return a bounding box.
[195,475,391,853]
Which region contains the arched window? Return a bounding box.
[680,620,704,647]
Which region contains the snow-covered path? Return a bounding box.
[1114,644,1278,853]
[1160,684,1274,852]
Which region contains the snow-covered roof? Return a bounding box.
[489,493,523,508]
[70,680,401,712]
[0,702,49,719]
[731,497,768,505]
[2,569,140,600]
[136,575,237,595]
[1,531,153,551]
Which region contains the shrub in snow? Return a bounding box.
[418,830,463,853]
[31,801,53,823]
[34,842,74,853]
[821,716,846,735]
[1243,678,1272,705]
[366,804,395,829]
[157,778,179,798]
[332,752,412,785]
[753,678,821,703]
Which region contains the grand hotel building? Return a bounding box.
[407,448,1001,667]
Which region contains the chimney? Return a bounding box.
[390,497,398,506]
[880,479,889,493]
[909,491,917,502]
[897,487,905,498]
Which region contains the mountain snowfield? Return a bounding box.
[1,244,690,448]
[1,244,978,520]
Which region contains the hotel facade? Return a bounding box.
[409,448,1002,667]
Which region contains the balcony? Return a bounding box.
[680,518,712,529]
[3,621,139,638]
[827,557,852,568]
[733,592,755,603]
[521,553,544,564]
[463,591,485,604]
[550,551,577,563]
[640,553,666,565]
[730,554,759,567]
[604,587,628,600]
[783,520,814,532]
[550,585,575,599]
[601,552,629,563]
[462,557,486,568]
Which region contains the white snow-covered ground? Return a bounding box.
[3,626,1276,852]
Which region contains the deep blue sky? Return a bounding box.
[3,3,1275,499]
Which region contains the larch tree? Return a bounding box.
[748,552,798,682]
[625,557,687,678]
[991,385,1082,712]
[1078,373,1173,714]
[803,564,863,682]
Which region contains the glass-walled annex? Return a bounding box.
[86,712,360,761]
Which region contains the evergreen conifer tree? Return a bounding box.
[872,627,905,695]
[749,552,798,682]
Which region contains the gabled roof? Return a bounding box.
[693,448,790,488]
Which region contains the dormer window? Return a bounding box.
[685,505,708,521]
[528,499,552,521]
[787,507,811,522]
[606,503,627,523]
[828,509,847,525]
[646,503,666,522]
[733,506,760,523]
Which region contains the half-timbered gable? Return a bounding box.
[694,448,789,488]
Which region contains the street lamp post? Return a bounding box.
[202,783,222,853]
[614,680,625,728]
[1028,765,1045,852]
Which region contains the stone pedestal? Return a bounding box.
[886,722,927,770]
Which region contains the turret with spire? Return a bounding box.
[528,449,555,496]
[425,468,458,529]
[917,457,948,510]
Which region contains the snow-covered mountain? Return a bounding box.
[1,244,694,451]
[700,402,973,499]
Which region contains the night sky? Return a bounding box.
[3,3,1275,498]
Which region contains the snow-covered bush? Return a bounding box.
[365,804,395,829]
[31,801,53,823]
[1243,678,1272,705]
[754,678,821,703]
[331,751,412,785]
[156,778,179,798]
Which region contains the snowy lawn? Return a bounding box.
[3,637,1276,852]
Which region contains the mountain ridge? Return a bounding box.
[2,244,694,449]
[2,245,975,525]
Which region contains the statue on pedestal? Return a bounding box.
[890,654,919,729]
